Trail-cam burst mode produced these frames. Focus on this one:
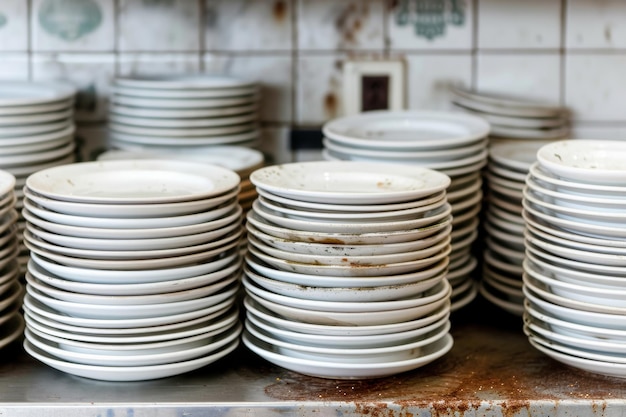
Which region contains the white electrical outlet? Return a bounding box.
[342,59,405,116]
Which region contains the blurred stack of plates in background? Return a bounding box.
[480,140,551,316]
[321,111,490,311]
[97,146,265,254]
[523,140,626,378]
[449,86,569,140]
[0,81,77,272]
[109,74,260,150]
[21,160,244,381]
[242,161,454,379]
[0,170,24,350]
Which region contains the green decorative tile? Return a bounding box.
[38,0,102,41]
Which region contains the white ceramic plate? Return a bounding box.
[26,159,240,204]
[110,103,257,118]
[528,162,626,196]
[537,140,626,185]
[0,119,72,138]
[112,93,257,109]
[109,129,259,147]
[243,330,452,379]
[244,296,450,336]
[110,122,256,138]
[0,108,72,126]
[23,205,243,240]
[97,146,264,175]
[24,187,239,219]
[0,98,72,116]
[453,102,567,128]
[0,142,74,167]
[322,110,489,149]
[0,81,75,107]
[110,112,256,129]
[24,337,239,381]
[0,125,74,146]
[245,265,445,303]
[250,161,451,205]
[246,210,451,245]
[0,135,73,156]
[245,254,449,288]
[115,74,255,90]
[0,314,24,350]
[112,85,257,99]
[489,140,550,172]
[28,254,241,295]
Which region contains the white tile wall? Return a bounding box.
[118,0,201,51]
[566,0,626,49]
[476,54,562,103]
[297,0,385,51]
[1,0,626,162]
[387,0,474,50]
[565,54,626,121]
[204,54,293,123]
[32,0,115,51]
[403,54,472,110]
[205,0,292,51]
[0,0,28,51]
[478,0,561,49]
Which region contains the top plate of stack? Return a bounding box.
[449,86,569,140]
[109,74,260,149]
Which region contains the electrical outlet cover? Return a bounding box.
[343,59,405,116]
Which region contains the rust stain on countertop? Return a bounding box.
[262,302,625,413]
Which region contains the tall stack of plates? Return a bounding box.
[0,170,24,350]
[480,140,552,316]
[0,81,77,271]
[21,160,243,381]
[109,74,260,150]
[450,86,569,140]
[242,161,454,379]
[523,140,626,378]
[322,111,490,311]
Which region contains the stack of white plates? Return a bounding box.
[450,86,569,140]
[0,170,24,350]
[242,161,454,379]
[20,159,244,381]
[0,81,77,271]
[322,111,490,310]
[109,74,260,150]
[523,139,626,378]
[480,140,552,316]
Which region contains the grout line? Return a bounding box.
[471,0,479,88]
[290,0,298,134]
[383,0,390,57]
[27,0,32,80]
[559,0,567,106]
[113,0,121,76]
[198,0,205,71]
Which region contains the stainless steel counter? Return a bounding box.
[1,299,625,417]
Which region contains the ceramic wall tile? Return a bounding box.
[297,0,385,51]
[32,0,115,51]
[478,0,561,49]
[569,124,626,140]
[31,53,115,123]
[294,148,323,162]
[387,0,474,50]
[118,0,201,52]
[476,54,561,103]
[118,53,201,76]
[75,125,110,162]
[205,0,292,51]
[296,54,345,126]
[0,0,28,51]
[204,54,293,123]
[0,53,29,80]
[258,127,293,165]
[566,0,626,49]
[404,54,472,110]
[565,54,626,121]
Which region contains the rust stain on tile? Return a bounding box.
[273,0,287,23]
[324,93,338,118]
